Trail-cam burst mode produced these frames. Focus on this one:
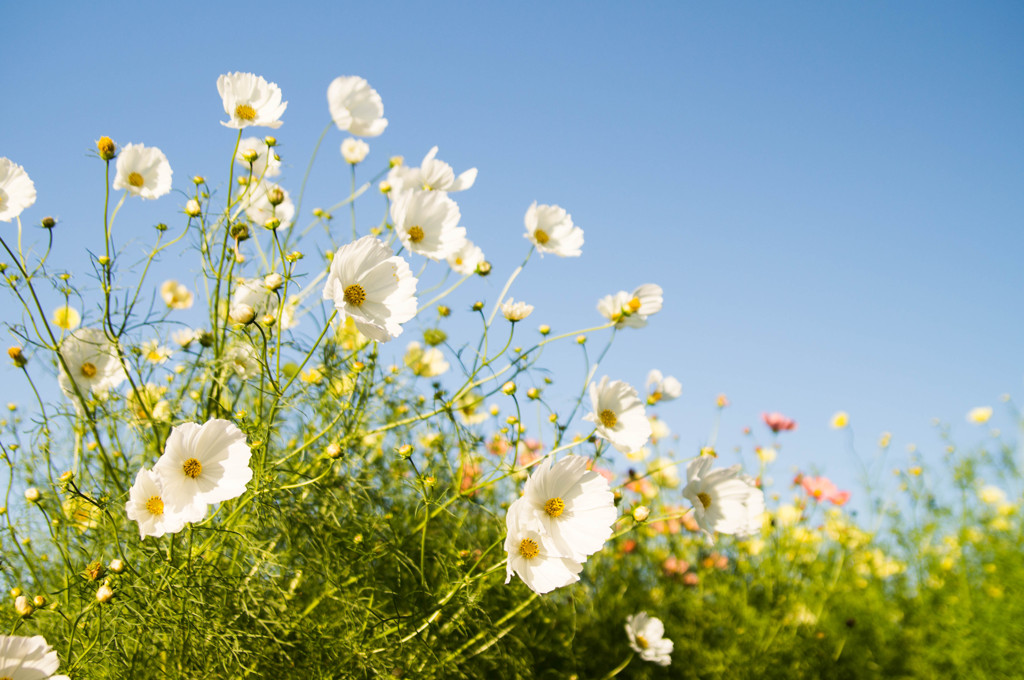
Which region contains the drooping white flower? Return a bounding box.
[57,328,129,399]
[447,240,485,275]
[524,202,583,257]
[236,137,281,179]
[501,298,534,322]
[519,455,616,561]
[341,138,370,164]
[404,341,449,377]
[160,280,194,310]
[583,376,652,454]
[154,420,253,511]
[0,634,70,680]
[407,146,477,193]
[125,468,205,539]
[224,343,262,380]
[597,284,663,329]
[113,144,172,200]
[646,369,681,403]
[322,235,418,342]
[682,455,765,543]
[504,497,583,595]
[390,190,466,260]
[625,612,674,666]
[218,72,287,129]
[0,158,37,222]
[327,76,388,137]
[243,182,295,228]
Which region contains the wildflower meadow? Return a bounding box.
[0,68,1021,680]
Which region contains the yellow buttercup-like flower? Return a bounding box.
[967,406,993,424]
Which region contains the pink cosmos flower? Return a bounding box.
[663,555,690,577]
[800,475,850,506]
[763,412,797,432]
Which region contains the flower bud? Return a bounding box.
[264,136,277,147]
[325,443,342,459]
[266,187,285,206]
[197,330,214,348]
[40,216,56,229]
[192,175,205,185]
[389,155,404,168]
[24,487,40,503]
[422,328,447,346]
[10,588,21,598]
[538,324,551,336]
[184,199,202,217]
[32,595,46,607]
[58,470,73,484]
[229,304,256,325]
[501,381,516,395]
[108,558,125,573]
[437,305,451,317]
[230,222,250,242]
[476,261,492,276]
[471,301,484,312]
[261,314,276,327]
[241,149,259,164]
[576,335,587,345]
[14,595,33,617]
[379,181,392,194]
[96,583,114,603]
[8,346,27,368]
[632,505,650,522]
[96,136,117,161]
[264,273,284,291]
[527,387,540,400]
[263,217,281,231]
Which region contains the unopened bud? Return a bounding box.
[24,487,40,503]
[229,304,256,325]
[437,305,451,317]
[632,505,650,522]
[379,181,392,194]
[14,595,33,617]
[423,328,447,346]
[40,216,56,229]
[32,595,46,607]
[501,381,516,395]
[96,583,114,603]
[266,187,285,206]
[241,149,259,164]
[184,199,202,217]
[8,347,27,368]
[96,136,117,160]
[397,444,413,458]
[471,301,484,312]
[108,558,125,573]
[476,261,492,276]
[260,314,276,327]
[230,222,250,242]
[192,175,205,185]
[539,324,551,335]
[197,330,214,348]
[58,470,73,484]
[576,335,587,344]
[263,217,281,231]
[264,273,284,291]
[389,155,404,168]
[325,443,342,459]
[264,136,277,147]
[527,387,540,400]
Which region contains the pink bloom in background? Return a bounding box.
[800,475,850,506]
[486,435,510,457]
[594,467,615,483]
[683,572,700,587]
[620,538,638,554]
[459,460,481,495]
[763,412,797,433]
[663,555,690,577]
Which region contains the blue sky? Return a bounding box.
[3,1,1023,514]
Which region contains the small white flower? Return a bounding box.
[224,343,262,380]
[501,299,534,322]
[218,72,287,129]
[341,138,370,164]
[682,455,765,543]
[125,468,205,539]
[243,182,295,228]
[597,284,663,329]
[322,235,418,342]
[113,144,172,200]
[519,455,616,561]
[404,342,449,377]
[57,328,129,399]
[646,369,681,403]
[141,339,172,365]
[625,612,674,666]
[229,303,256,325]
[327,76,388,137]
[447,240,485,275]
[184,198,202,217]
[160,280,194,310]
[390,190,466,260]
[583,376,652,454]
[154,419,253,511]
[0,634,70,680]
[504,498,583,595]
[236,137,281,179]
[524,202,583,257]
[264,272,285,291]
[407,146,477,192]
[0,158,37,222]
[172,328,200,349]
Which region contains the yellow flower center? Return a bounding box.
[182,457,203,479]
[1,675,15,680]
[599,409,618,428]
[697,492,712,509]
[235,103,257,121]
[128,172,145,188]
[518,538,539,559]
[454,257,463,265]
[533,228,550,245]
[145,495,164,516]
[627,297,642,313]
[408,225,425,243]
[635,634,650,650]
[544,497,565,518]
[343,284,366,306]
[80,362,98,378]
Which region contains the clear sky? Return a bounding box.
[3,1,1023,515]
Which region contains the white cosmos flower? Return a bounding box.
[524,202,583,257]
[404,341,449,377]
[57,328,129,399]
[125,468,205,539]
[113,144,172,200]
[327,76,388,137]
[341,138,370,164]
[154,419,253,511]
[597,284,663,329]
[243,182,295,228]
[0,634,70,680]
[172,328,201,349]
[236,137,281,179]
[141,339,172,365]
[224,343,262,380]
[646,369,681,403]
[447,240,485,275]
[625,612,674,666]
[504,497,583,595]
[583,376,652,454]
[322,235,418,342]
[218,72,287,129]
[519,455,616,561]
[406,146,477,192]
[160,280,194,310]
[501,298,534,322]
[0,158,37,222]
[390,190,466,260]
[682,455,765,543]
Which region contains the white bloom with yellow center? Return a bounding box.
[520,455,616,561]
[113,143,172,200]
[583,376,652,454]
[0,158,37,222]
[0,634,70,680]
[504,497,583,595]
[406,146,477,193]
[125,468,205,539]
[830,411,850,429]
[141,339,172,365]
[501,299,534,322]
[236,137,281,179]
[322,235,418,342]
[243,182,295,229]
[682,455,765,543]
[447,240,485,275]
[341,138,370,164]
[625,612,674,666]
[646,369,681,403]
[404,342,449,377]
[597,284,663,329]
[57,328,128,399]
[967,406,993,424]
[390,190,466,260]
[154,420,253,512]
[218,72,287,129]
[160,280,194,310]
[327,76,388,137]
[524,202,583,257]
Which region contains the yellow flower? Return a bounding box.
[53,305,81,330]
[830,411,849,429]
[879,431,892,448]
[979,485,1006,505]
[967,406,993,424]
[775,504,802,527]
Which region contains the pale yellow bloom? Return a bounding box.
[830,411,849,429]
[160,280,194,310]
[141,339,172,364]
[775,504,802,527]
[967,406,993,424]
[979,485,1006,505]
[626,447,650,462]
[53,305,81,330]
[756,446,777,464]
